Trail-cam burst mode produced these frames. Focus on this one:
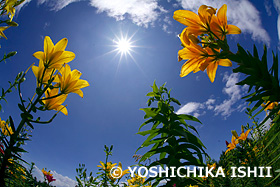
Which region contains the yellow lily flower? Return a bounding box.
[0,117,13,136]
[207,162,216,170]
[210,4,241,40]
[127,173,151,186]
[57,64,89,97]
[225,135,238,154]
[33,36,75,69]
[4,0,16,20]
[97,161,117,171]
[32,60,55,85]
[111,162,129,180]
[174,5,216,36]
[42,87,68,115]
[0,26,9,39]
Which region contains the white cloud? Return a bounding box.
[176,72,248,119]
[272,0,280,47]
[52,170,77,187]
[16,0,168,30]
[176,102,208,118]
[17,0,272,39]
[89,0,167,27]
[214,72,248,117]
[176,102,204,117]
[176,0,270,45]
[162,16,173,34]
[32,165,77,187]
[205,98,215,110]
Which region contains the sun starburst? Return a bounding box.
[111,31,137,61]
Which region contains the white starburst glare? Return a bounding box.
[111,31,137,61]
[116,38,132,53]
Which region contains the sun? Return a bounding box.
[111,31,137,61]
[116,38,132,54]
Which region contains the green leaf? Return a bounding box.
[9,116,15,132]
[152,81,159,93]
[146,92,155,97]
[178,114,201,124]
[253,45,259,59]
[170,97,181,105]
[140,108,158,119]
[6,21,18,27]
[137,128,159,136]
[18,104,26,112]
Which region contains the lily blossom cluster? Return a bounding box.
[127,173,152,187]
[97,161,129,182]
[32,36,89,115]
[42,168,56,184]
[0,0,23,39]
[225,126,251,154]
[0,117,13,136]
[174,4,241,82]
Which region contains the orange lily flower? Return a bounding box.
[238,129,251,141]
[210,4,241,40]
[174,5,216,36]
[261,101,278,111]
[225,135,238,154]
[179,45,232,82]
[178,42,208,77]
[179,27,199,47]
[202,48,232,82]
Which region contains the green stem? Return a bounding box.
[41,92,63,100]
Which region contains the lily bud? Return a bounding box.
[231,130,239,139]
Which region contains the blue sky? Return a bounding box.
[1,0,280,186]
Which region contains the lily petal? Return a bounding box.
[206,62,218,82]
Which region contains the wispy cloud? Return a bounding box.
[32,165,77,187]
[176,72,248,119]
[264,0,272,16]
[38,0,81,11]
[176,0,270,45]
[16,0,32,12]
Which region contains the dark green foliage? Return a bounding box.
[137,81,207,186]
[230,45,280,124]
